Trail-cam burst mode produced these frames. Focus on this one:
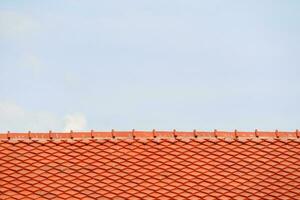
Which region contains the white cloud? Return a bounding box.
[63,113,87,132]
[0,102,63,132]
[0,11,37,38]
[0,102,88,132]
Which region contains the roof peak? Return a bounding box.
[0,130,299,141]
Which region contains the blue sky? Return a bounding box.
[0,0,299,132]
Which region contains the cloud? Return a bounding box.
[0,102,88,132]
[0,11,37,38]
[63,113,87,132]
[0,101,62,132]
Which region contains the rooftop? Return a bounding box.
[0,130,299,199]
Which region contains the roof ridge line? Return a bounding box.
[0,130,299,141]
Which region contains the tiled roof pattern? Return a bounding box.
[0,130,300,199]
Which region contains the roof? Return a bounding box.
[0,130,299,199]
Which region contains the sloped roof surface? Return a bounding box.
[0,130,300,199]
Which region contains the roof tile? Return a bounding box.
[0,131,299,199]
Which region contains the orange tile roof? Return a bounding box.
[0,130,300,199]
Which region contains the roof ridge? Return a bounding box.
[0,130,299,141]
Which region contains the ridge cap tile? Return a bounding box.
[0,130,299,141]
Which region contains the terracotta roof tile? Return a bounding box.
[0,130,300,199]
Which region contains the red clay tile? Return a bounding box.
[154,131,174,138]
[195,131,215,138]
[30,132,50,140]
[256,131,276,138]
[71,131,91,139]
[133,130,153,138]
[277,131,297,138]
[236,131,256,138]
[113,131,133,138]
[92,131,112,138]
[8,132,29,140]
[0,133,8,140]
[174,131,195,138]
[215,131,236,138]
[49,132,71,139]
[0,130,299,199]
